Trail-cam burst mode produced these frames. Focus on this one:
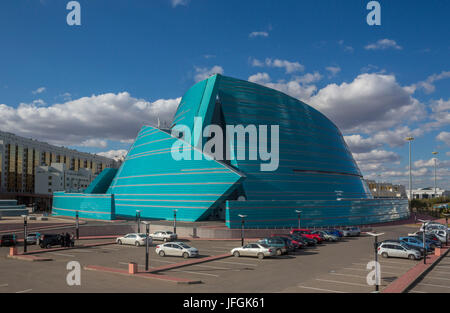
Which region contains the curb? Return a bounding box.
[6,254,53,262]
[84,265,202,284]
[382,246,449,293]
[19,241,116,256]
[147,253,231,273]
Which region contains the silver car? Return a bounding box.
[116,233,151,247]
[150,230,177,242]
[342,226,361,237]
[156,242,198,258]
[378,242,421,260]
[313,230,339,242]
[231,243,276,259]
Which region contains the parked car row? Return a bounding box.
[230,227,360,259]
[377,221,448,261]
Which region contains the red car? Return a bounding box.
[290,229,324,243]
[270,234,304,249]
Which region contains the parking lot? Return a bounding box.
[408,253,450,293]
[0,223,430,293]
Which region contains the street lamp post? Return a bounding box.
[367,232,384,292]
[418,219,428,264]
[295,210,302,229]
[136,210,141,233]
[142,221,150,271]
[443,213,449,247]
[75,210,79,240]
[432,152,438,199]
[173,209,178,235]
[23,215,28,253]
[405,137,414,204]
[238,214,247,246]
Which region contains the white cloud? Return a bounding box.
[194,65,224,82]
[97,149,128,161]
[308,73,425,133]
[414,158,450,168]
[79,139,108,148]
[353,149,401,163]
[0,92,180,147]
[437,131,450,146]
[251,58,304,74]
[248,72,271,84]
[32,87,46,94]
[325,66,341,77]
[365,39,402,50]
[295,72,322,84]
[338,40,354,53]
[265,58,304,74]
[170,0,189,7]
[413,71,450,94]
[249,31,269,38]
[344,134,380,153]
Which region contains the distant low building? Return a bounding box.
[365,180,407,198]
[406,187,449,200]
[35,163,94,195]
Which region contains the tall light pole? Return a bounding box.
[432,151,438,199]
[367,232,384,292]
[295,210,302,229]
[418,219,428,264]
[443,213,449,247]
[405,137,414,204]
[142,221,150,271]
[75,210,79,240]
[173,209,178,235]
[22,215,28,253]
[136,210,141,233]
[238,214,247,246]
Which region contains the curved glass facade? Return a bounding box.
[53,74,409,227]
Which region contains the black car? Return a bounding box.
[0,234,17,247]
[39,234,63,249]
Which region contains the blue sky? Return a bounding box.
[0,0,449,189]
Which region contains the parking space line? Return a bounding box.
[352,263,406,270]
[342,268,399,275]
[315,278,371,288]
[409,290,426,293]
[148,259,230,270]
[295,285,345,293]
[70,249,93,253]
[49,252,76,257]
[214,260,258,267]
[330,273,367,279]
[423,276,450,281]
[418,283,450,289]
[16,289,32,293]
[169,269,220,277]
[0,284,8,287]
[201,249,230,253]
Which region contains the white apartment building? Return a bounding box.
[406,187,450,200]
[0,130,116,194]
[35,163,95,195]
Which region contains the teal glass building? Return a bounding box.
[53,75,409,228]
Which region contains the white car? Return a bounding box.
[428,229,448,243]
[149,231,177,242]
[341,226,361,237]
[156,242,198,258]
[116,233,151,247]
[420,222,448,232]
[231,243,276,259]
[378,242,421,260]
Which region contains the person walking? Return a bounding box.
[65,232,71,247]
